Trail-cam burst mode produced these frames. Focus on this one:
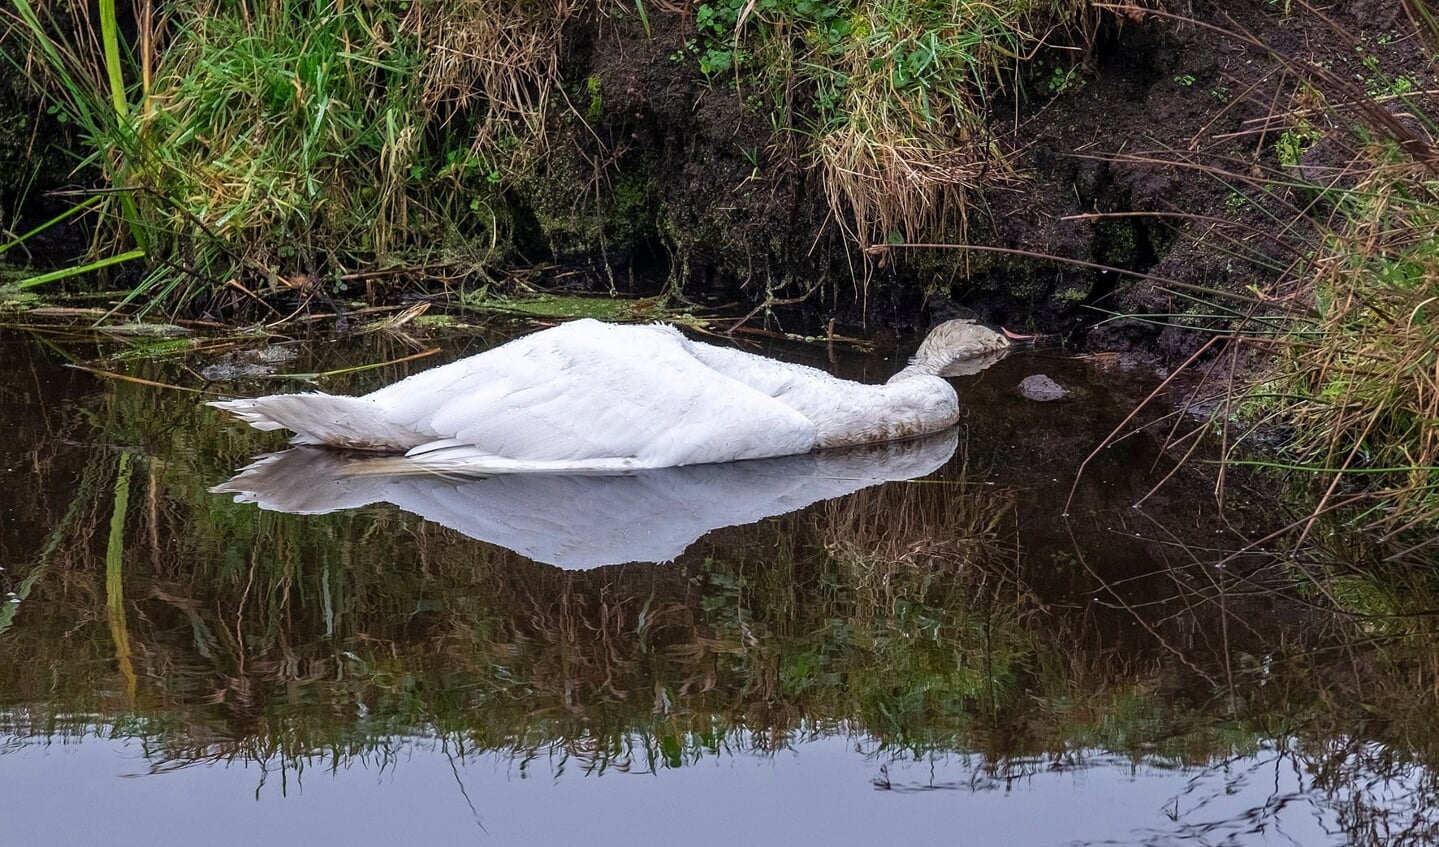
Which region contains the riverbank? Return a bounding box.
[0,3,1408,327]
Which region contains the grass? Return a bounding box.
[6,0,1116,317]
[1249,149,1439,539]
[1200,8,1439,544]
[1054,5,1439,544]
[6,0,571,317]
[700,0,1093,250]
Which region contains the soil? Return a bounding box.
[529,0,1434,354]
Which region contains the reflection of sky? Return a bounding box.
[2,733,1359,847]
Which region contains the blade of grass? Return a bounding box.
[15,249,147,289]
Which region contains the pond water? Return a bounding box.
[1,319,1436,846]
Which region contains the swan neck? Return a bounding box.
[887,359,943,384]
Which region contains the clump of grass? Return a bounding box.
[802,0,1036,249]
[1122,6,1439,543]
[403,0,573,186]
[8,0,574,317]
[702,0,1099,250]
[1247,144,1439,536]
[1066,6,1439,544]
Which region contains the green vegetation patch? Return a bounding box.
[9,0,571,315]
[6,0,1102,317]
[0,283,43,312]
[472,293,696,323]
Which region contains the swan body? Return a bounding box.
[211,318,1012,472]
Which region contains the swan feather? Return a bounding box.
[211,317,1008,472]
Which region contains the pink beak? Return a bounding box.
[1000,327,1041,341]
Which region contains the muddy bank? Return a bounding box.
[2,1,1428,352]
[517,0,1425,344]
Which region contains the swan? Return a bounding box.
[210,317,1022,472]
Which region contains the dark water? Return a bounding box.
[1,320,1436,846]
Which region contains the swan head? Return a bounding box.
[903,319,1026,378]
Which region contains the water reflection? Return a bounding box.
[3,324,1439,846]
[212,431,958,568]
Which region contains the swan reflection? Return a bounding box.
[212,430,957,569]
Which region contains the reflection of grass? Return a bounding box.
[0,356,1034,765]
[1,333,1437,814]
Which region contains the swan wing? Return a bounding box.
[372,320,818,468]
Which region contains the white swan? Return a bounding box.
[210,318,1018,472]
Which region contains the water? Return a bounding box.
[1,320,1436,846]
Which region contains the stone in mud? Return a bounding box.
[1019,374,1067,402]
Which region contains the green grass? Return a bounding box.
[1083,6,1439,542]
[1245,149,1439,538]
[7,0,571,316]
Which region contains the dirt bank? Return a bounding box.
[518,1,1426,346]
[3,1,1429,353]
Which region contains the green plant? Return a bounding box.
[1275,122,1321,168]
[586,74,604,119]
[1047,66,1084,94]
[8,0,150,256]
[1248,145,1439,532]
[7,0,574,317]
[694,0,747,75]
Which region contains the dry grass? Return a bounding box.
[796,0,1073,249]
[1248,148,1439,537]
[404,0,575,176]
[1069,5,1439,544]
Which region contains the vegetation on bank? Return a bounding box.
[2,0,1098,316]
[688,0,1088,248]
[1248,142,1439,543]
[1153,6,1439,544]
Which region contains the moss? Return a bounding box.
[467,292,693,322]
[585,74,604,119]
[1093,219,1141,268]
[0,284,44,312]
[513,120,659,259]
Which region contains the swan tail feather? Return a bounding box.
[210,393,425,451]
[404,439,644,474]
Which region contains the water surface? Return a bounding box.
[1,320,1435,846]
